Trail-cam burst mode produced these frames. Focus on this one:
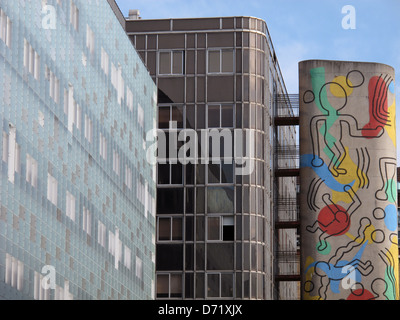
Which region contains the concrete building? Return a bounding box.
[125,14,299,299]
[299,60,398,300]
[0,0,157,299]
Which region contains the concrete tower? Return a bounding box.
[299,60,398,300]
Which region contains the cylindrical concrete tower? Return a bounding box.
[299,60,398,300]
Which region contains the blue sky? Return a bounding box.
[116,0,400,158]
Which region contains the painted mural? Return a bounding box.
[299,60,399,300]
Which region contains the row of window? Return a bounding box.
[158,49,235,76]
[158,163,235,185]
[158,216,234,242]
[159,104,235,129]
[157,272,234,299]
[159,104,266,132]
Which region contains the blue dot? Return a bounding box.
[384,204,397,232]
[389,82,395,94]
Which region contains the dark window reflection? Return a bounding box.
[221,274,233,297]
[207,274,219,298]
[156,244,183,271]
[157,188,184,214]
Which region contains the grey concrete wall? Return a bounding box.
[299,60,398,300]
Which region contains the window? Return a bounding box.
[112,150,120,175]
[136,256,143,280]
[66,191,76,221]
[208,163,234,184]
[126,87,134,111]
[82,207,91,235]
[208,49,234,74]
[99,133,107,160]
[207,187,234,213]
[0,9,12,48]
[125,165,132,190]
[207,105,234,128]
[86,24,95,54]
[5,253,24,291]
[207,273,233,298]
[64,86,81,132]
[26,154,38,187]
[98,221,106,247]
[158,217,183,241]
[101,47,109,75]
[46,66,60,104]
[3,125,20,183]
[158,51,184,75]
[124,246,131,270]
[207,216,234,241]
[84,114,93,143]
[158,162,183,185]
[70,1,79,31]
[111,63,124,105]
[24,39,40,80]
[47,173,58,206]
[157,274,182,298]
[158,105,184,129]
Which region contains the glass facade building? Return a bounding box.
[126,16,298,300]
[0,0,157,300]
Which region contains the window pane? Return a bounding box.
[171,106,183,128]
[207,187,234,213]
[223,217,234,241]
[207,274,219,298]
[156,244,183,271]
[186,164,195,185]
[185,216,194,241]
[207,217,220,241]
[186,105,195,129]
[170,274,182,298]
[221,50,234,73]
[172,218,183,241]
[208,163,220,184]
[157,188,184,214]
[159,218,171,241]
[221,105,234,128]
[208,51,220,73]
[171,163,183,184]
[186,187,194,214]
[221,274,234,297]
[196,164,205,185]
[221,163,233,184]
[158,107,170,129]
[208,105,220,128]
[157,274,169,298]
[207,243,234,270]
[158,164,170,184]
[159,52,171,74]
[172,51,183,74]
[196,187,205,214]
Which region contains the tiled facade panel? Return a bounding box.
[0,0,156,300]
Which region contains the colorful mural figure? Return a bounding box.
[299,60,399,300]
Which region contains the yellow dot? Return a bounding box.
[330,76,353,97]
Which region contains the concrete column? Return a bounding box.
[299,60,398,300]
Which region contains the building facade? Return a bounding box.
[125,15,298,300]
[299,60,398,300]
[0,0,156,299]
